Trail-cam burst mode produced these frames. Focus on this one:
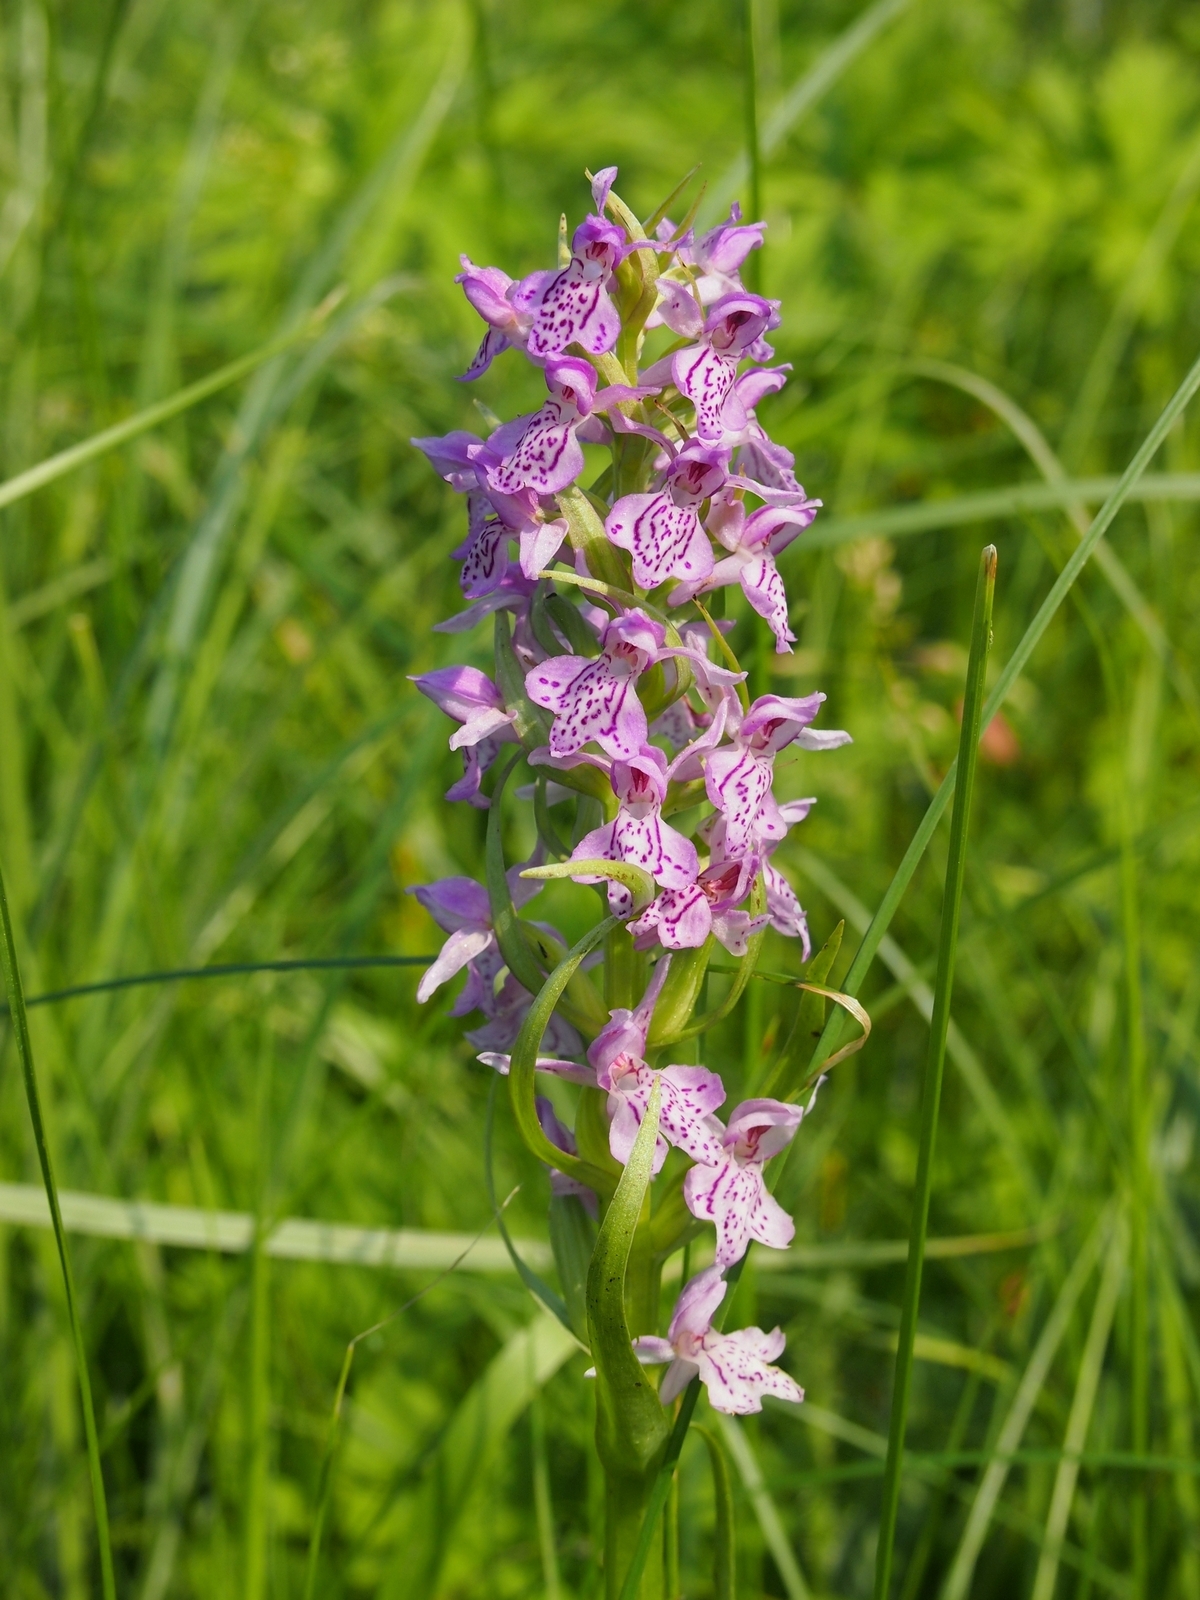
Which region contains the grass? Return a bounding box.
[2,0,1200,1596]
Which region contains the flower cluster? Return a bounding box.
[408,169,849,1417]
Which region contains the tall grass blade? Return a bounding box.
[717,1415,810,1600]
[0,860,117,1600]
[940,1209,1113,1600]
[1030,1224,1127,1600]
[704,0,912,221]
[808,343,1200,1077]
[872,545,995,1600]
[698,1425,738,1600]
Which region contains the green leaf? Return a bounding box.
[697,1428,737,1600]
[485,753,553,998]
[548,1193,596,1345]
[508,919,622,1195]
[645,940,714,1052]
[494,609,552,749]
[520,857,655,909]
[757,921,845,1099]
[545,590,601,656]
[587,1075,672,1480]
[485,1076,572,1332]
[557,484,634,591]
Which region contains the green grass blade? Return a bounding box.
[802,471,1200,548]
[873,545,995,1600]
[0,861,117,1600]
[940,1209,1113,1600]
[1030,1224,1127,1600]
[808,344,1200,1078]
[698,1426,738,1600]
[717,1415,810,1600]
[704,0,912,221]
[0,320,327,513]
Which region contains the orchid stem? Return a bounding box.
[872,546,996,1600]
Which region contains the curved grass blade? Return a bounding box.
[484,1075,571,1331]
[0,315,334,513]
[807,343,1200,1080]
[873,546,995,1600]
[697,1425,738,1600]
[0,861,116,1600]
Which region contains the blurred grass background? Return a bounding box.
[2,0,1200,1594]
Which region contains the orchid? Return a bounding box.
[407,167,855,1590]
[684,1091,820,1266]
[632,1267,805,1415]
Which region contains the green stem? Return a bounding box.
[741,0,763,293]
[1122,759,1148,1598]
[872,546,996,1600]
[0,861,116,1600]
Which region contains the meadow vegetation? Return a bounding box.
[2,0,1200,1594]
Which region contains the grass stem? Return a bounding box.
[872,545,996,1600]
[0,860,116,1600]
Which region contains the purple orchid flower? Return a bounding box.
[684,1089,820,1266]
[483,358,652,498]
[605,440,725,590]
[409,665,518,809]
[701,795,816,954]
[454,258,537,380]
[631,1266,804,1414]
[408,872,581,1056]
[536,1097,599,1217]
[627,852,769,957]
[516,215,627,363]
[643,292,781,441]
[670,494,819,653]
[525,608,665,760]
[719,364,810,499]
[703,693,850,857]
[586,962,727,1174]
[569,745,699,916]
[649,203,766,324]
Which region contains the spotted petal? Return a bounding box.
[526,257,621,361]
[695,1326,804,1414]
[606,493,715,589]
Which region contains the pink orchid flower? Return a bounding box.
[684,1089,820,1267]
[525,609,666,760]
[631,1266,804,1414]
[569,746,699,916]
[586,961,726,1174]
[605,441,726,590]
[409,665,518,809]
[703,692,850,857]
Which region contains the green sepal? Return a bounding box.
[521,858,655,910]
[549,1192,596,1345]
[758,920,846,1101]
[557,484,632,591]
[646,941,714,1052]
[696,1428,736,1600]
[661,776,707,819]
[508,917,622,1196]
[587,1076,672,1480]
[494,609,551,749]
